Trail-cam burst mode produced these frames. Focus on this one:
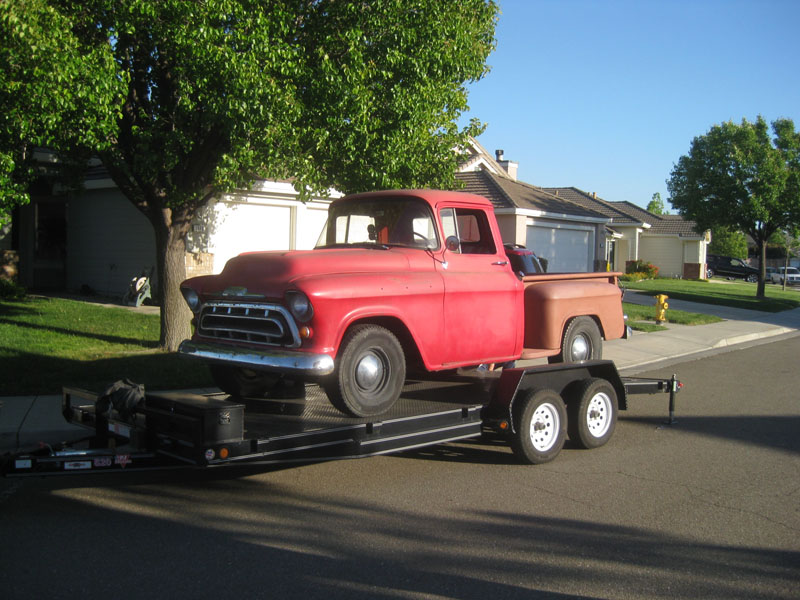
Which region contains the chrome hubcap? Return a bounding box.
[571,334,590,361]
[355,352,383,391]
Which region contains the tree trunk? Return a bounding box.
[756,240,767,299]
[151,208,193,351]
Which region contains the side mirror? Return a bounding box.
[445,235,460,252]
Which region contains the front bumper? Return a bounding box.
[178,339,335,376]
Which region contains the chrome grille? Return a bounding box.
[197,302,300,348]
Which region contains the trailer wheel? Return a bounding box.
[549,316,602,364]
[209,364,281,398]
[324,324,406,417]
[566,378,618,449]
[510,389,567,464]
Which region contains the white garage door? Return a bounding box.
[527,225,593,272]
[210,203,292,273]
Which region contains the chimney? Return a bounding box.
[592,192,597,199]
[494,149,518,181]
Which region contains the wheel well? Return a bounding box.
[565,314,606,339]
[343,317,424,372]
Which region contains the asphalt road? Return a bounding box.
[1,336,799,600]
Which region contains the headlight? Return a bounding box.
[181,287,201,313]
[286,290,313,322]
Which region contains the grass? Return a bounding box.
[0,296,213,396]
[622,302,722,332]
[623,278,800,312]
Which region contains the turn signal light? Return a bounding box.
[299,326,312,339]
[219,447,229,459]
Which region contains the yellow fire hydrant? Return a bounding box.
[655,294,669,325]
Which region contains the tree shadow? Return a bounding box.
[0,317,159,348]
[622,414,800,455]
[0,350,212,396]
[1,473,797,599]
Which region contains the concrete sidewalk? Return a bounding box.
[3,293,800,455]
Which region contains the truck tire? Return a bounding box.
[510,389,567,464]
[209,364,282,398]
[549,316,602,364]
[324,324,406,417]
[565,377,618,449]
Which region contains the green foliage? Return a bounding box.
[647,192,665,215]
[625,259,659,279]
[1,0,499,349]
[0,278,26,299]
[668,116,800,297]
[0,0,123,224]
[709,226,748,258]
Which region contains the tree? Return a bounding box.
[708,226,748,259]
[1,0,498,350]
[668,116,800,298]
[647,192,665,215]
[0,0,123,225]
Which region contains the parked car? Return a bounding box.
[706,254,759,282]
[504,243,548,276]
[770,266,800,285]
[766,267,777,282]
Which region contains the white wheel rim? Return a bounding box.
[529,402,560,451]
[586,391,612,438]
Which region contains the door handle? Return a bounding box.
[492,261,508,266]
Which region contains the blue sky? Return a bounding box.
[461,0,800,209]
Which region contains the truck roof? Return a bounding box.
[341,189,493,208]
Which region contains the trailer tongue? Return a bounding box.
[4,362,682,477]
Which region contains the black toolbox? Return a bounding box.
[141,392,245,453]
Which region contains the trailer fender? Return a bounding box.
[485,360,627,433]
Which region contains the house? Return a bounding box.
[542,187,708,278]
[455,139,610,271]
[2,138,707,296]
[5,164,335,296]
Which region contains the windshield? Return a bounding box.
[315,197,439,250]
[784,268,799,274]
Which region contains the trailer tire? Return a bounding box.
[510,389,567,464]
[566,378,618,449]
[324,324,406,417]
[209,364,282,398]
[549,316,602,364]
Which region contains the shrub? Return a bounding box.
[0,279,26,300]
[625,260,659,279]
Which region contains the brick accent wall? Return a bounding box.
[683,262,702,279]
[185,252,214,278]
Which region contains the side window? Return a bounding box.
[440,208,457,240]
[439,207,497,254]
[456,209,496,254]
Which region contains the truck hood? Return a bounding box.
[187,248,412,296]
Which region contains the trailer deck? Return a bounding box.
[3,361,682,477]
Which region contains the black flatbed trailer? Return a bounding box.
[3,361,681,477]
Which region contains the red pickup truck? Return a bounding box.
[179,189,628,417]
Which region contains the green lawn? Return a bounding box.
[0,296,213,396]
[622,301,722,332]
[623,278,800,312]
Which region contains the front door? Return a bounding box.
[437,206,521,367]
